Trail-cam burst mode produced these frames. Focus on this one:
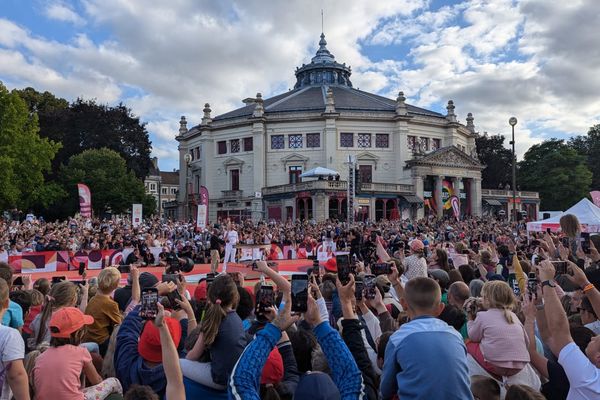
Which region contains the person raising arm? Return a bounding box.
[538,259,600,398]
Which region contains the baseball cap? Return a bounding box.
[410,239,425,252]
[261,348,284,385]
[294,372,341,399]
[324,258,337,273]
[49,307,94,338]
[138,317,182,363]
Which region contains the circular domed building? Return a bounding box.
[175,33,539,223]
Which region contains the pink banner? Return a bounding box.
[77,183,92,217]
[451,196,460,220]
[591,191,600,208]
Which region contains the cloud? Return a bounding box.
[45,2,86,26]
[0,0,598,170]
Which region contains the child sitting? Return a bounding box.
[467,281,530,378]
[84,267,123,355]
[33,307,122,399]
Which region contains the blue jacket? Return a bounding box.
[230,322,365,400]
[114,306,184,398]
[380,316,472,400]
[183,377,228,399]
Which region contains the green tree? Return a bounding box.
[569,124,600,190]
[0,83,62,210]
[475,133,513,189]
[14,88,152,179]
[518,139,592,210]
[59,148,156,216]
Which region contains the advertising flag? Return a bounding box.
[197,186,209,229]
[450,196,460,220]
[77,184,92,217]
[591,191,600,208]
[132,204,143,227]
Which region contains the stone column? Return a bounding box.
[313,194,327,222]
[470,178,482,217]
[303,198,309,220]
[324,117,337,170]
[452,177,462,216]
[412,175,425,219]
[435,176,444,218]
[383,199,387,221]
[252,120,266,221]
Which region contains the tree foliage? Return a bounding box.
[14,88,152,179]
[0,83,62,210]
[569,124,600,190]
[59,148,156,216]
[475,134,513,189]
[518,139,592,210]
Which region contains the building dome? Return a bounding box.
[294,33,353,89]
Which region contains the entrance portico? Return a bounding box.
[406,146,484,218]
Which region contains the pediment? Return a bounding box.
[356,151,380,162]
[407,146,484,170]
[281,153,309,163]
[223,157,245,168]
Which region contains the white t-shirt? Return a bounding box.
[226,230,239,246]
[558,342,600,399]
[585,320,600,335]
[0,325,25,400]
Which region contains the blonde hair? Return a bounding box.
[560,214,580,238]
[482,281,516,324]
[97,267,120,293]
[35,282,78,345]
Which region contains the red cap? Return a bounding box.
[261,348,284,385]
[138,317,182,363]
[410,239,425,251]
[49,307,94,338]
[324,257,337,273]
[194,280,208,301]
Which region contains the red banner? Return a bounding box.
[77,183,92,217]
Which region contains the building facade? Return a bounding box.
[175,33,539,223]
[144,157,179,218]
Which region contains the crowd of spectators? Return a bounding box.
[0,211,599,399]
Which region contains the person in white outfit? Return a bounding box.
[222,223,238,272]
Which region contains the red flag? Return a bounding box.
[77,184,92,217]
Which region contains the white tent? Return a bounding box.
[299,167,340,178]
[527,198,600,233]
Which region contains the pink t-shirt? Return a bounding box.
[33,345,92,400]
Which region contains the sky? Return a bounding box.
[1,0,599,172]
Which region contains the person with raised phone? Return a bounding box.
[537,258,600,398]
[380,275,472,399]
[230,284,366,399]
[152,302,185,400]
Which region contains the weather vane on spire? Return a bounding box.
[321,9,324,33]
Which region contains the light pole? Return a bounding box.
[509,117,518,222]
[184,153,192,221]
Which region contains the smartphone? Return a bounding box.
[336,255,351,284]
[355,280,364,301]
[78,262,85,276]
[162,273,180,284]
[71,280,87,286]
[364,275,377,300]
[530,240,540,247]
[561,237,570,248]
[372,263,391,276]
[508,273,520,297]
[52,276,66,284]
[527,272,538,300]
[581,233,591,255]
[291,275,309,313]
[546,228,551,234]
[140,288,159,320]
[552,261,567,276]
[12,276,24,286]
[118,264,131,273]
[255,285,275,315]
[166,290,183,311]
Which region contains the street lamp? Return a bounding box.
[509,117,518,222]
[184,153,192,220]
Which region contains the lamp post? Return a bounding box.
[184,153,192,221]
[509,117,518,222]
